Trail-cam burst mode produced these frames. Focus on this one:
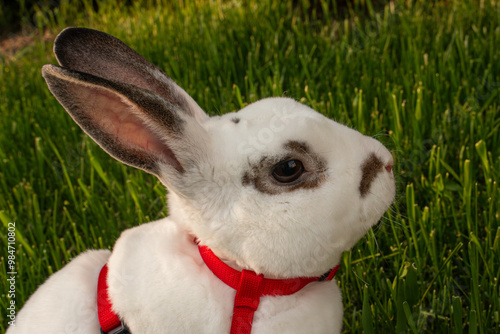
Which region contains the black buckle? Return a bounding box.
[100,320,131,334]
[318,268,333,282]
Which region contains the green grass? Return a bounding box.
[1,0,499,332]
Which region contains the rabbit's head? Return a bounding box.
[43,28,395,279]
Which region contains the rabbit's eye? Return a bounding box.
[272,160,304,183]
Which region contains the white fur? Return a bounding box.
[107,220,343,333]
[168,98,395,279]
[9,29,395,334]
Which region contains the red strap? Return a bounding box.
[231,270,263,334]
[198,244,339,334]
[97,264,122,332]
[325,265,339,281]
[96,245,339,334]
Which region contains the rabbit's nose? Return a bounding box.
[384,155,394,173]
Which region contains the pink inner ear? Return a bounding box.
[84,85,181,169]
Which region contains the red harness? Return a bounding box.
[97,244,339,334]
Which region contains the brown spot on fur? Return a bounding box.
[231,118,240,124]
[242,172,251,186]
[285,141,326,171]
[284,140,309,153]
[359,153,383,197]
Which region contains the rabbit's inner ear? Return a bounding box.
[86,87,181,170]
[42,65,184,175]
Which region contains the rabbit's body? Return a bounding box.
[8,28,395,334]
[12,219,342,334]
[9,249,110,333]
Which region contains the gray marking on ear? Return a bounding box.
[52,27,207,123]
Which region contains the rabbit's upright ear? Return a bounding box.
[42,64,208,179]
[52,27,208,124]
[42,28,211,180]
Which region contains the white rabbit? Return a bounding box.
[8,27,395,334]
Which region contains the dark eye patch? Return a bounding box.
[242,141,327,195]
